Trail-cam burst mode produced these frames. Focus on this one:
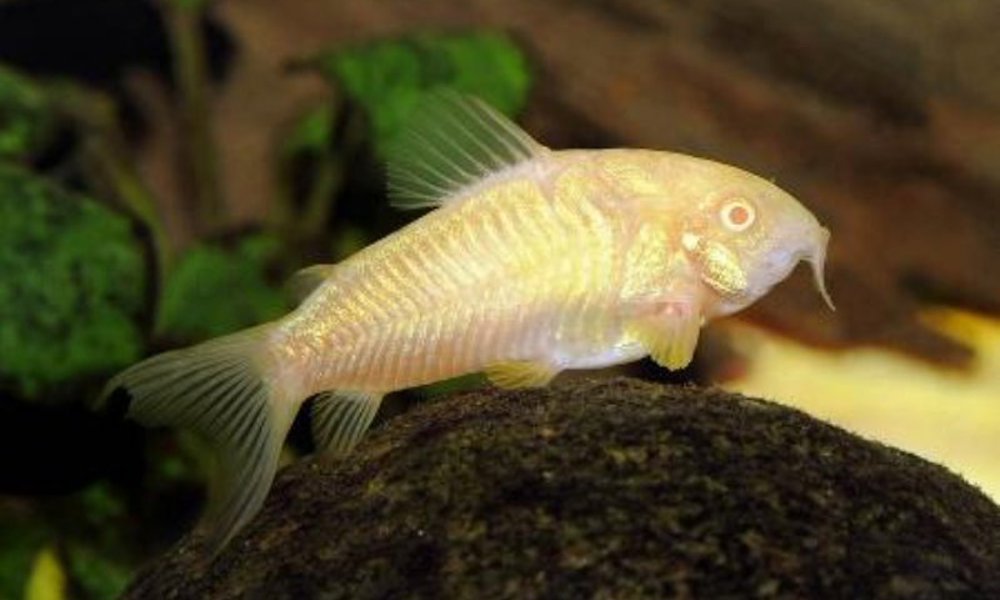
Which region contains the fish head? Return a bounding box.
[668,157,834,317]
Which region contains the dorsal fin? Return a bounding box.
[386,91,547,209]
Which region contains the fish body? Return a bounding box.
[280,149,644,395]
[101,95,833,548]
[277,147,828,395]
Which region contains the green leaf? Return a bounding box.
[156,233,290,342]
[0,164,146,399]
[0,65,55,161]
[64,542,131,600]
[0,484,137,600]
[316,31,532,155]
[282,104,336,159]
[0,516,50,600]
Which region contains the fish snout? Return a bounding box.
[749,223,834,312]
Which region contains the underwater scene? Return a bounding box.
[0,1,997,598]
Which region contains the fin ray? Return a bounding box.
[630,309,701,370]
[98,325,299,550]
[485,360,559,389]
[311,391,384,455]
[387,92,546,210]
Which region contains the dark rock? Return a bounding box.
[124,378,1000,599]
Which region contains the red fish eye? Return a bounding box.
[721,200,755,231]
[729,205,749,225]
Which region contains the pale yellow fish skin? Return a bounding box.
[267,148,831,398]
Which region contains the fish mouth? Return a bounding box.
[807,226,835,311]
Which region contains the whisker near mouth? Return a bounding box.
[810,227,835,311]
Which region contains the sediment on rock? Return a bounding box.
[124,378,1000,599]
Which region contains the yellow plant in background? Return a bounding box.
[723,308,1000,502]
[24,547,64,600]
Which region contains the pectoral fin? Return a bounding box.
[630,308,701,370]
[485,360,559,389]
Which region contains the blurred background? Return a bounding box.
[0,0,997,597]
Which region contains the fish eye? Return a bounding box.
[720,199,755,232]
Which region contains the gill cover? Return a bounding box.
[681,233,748,297]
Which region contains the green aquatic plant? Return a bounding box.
[276,31,532,247]
[0,21,536,596]
[0,164,146,399]
[155,233,290,342]
[0,483,135,600]
[316,31,531,155]
[0,65,54,161]
[0,515,49,600]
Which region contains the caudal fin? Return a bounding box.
[99,324,298,550]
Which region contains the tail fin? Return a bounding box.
[99,324,298,550]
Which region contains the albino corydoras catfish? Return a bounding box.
[101,93,834,549]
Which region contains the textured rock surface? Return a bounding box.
[125,378,1000,599]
